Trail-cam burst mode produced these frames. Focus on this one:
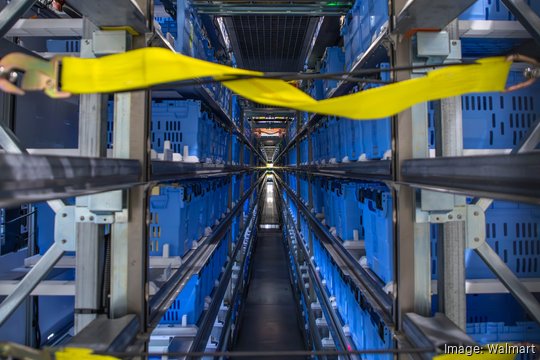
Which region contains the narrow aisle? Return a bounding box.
[233,181,305,357]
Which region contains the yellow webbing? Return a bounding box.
[61,47,511,120]
[55,348,119,360]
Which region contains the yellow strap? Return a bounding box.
[61,48,511,120]
[55,348,119,360]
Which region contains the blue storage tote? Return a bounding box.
[462,71,540,149]
[339,117,363,162]
[467,322,540,344]
[359,185,394,284]
[151,99,214,162]
[333,182,362,241]
[161,275,198,324]
[428,70,540,149]
[320,47,345,96]
[360,63,392,160]
[341,6,364,71]
[465,205,540,279]
[46,39,80,53]
[299,137,309,165]
[149,186,188,257]
[459,0,540,21]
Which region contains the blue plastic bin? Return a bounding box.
[360,185,394,284]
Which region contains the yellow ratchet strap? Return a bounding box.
[55,348,119,360]
[61,47,511,120]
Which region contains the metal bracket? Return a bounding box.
[417,203,486,250]
[75,191,128,224]
[55,206,77,252]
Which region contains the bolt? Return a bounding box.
[452,40,457,45]
[89,216,95,221]
[80,216,85,221]
[62,213,67,218]
[457,214,462,220]
[474,211,479,216]
[474,237,480,242]
[61,239,67,244]
[448,214,453,220]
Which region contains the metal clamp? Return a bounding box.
[506,54,540,92]
[0,52,70,98]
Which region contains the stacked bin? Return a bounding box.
[320,47,345,97]
[310,233,392,358]
[358,184,394,285]
[341,0,388,71]
[162,232,229,326]
[108,100,233,163]
[149,180,230,259]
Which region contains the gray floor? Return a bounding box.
[233,183,306,358]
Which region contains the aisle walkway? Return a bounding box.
[233,181,305,358]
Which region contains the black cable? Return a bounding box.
[5,210,36,224]
[151,60,478,91]
[97,347,436,359]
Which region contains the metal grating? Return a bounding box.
[225,15,318,72]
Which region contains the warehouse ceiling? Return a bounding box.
[223,15,318,72]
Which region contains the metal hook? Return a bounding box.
[0,53,70,98]
[506,54,540,92]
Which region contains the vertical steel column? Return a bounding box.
[436,21,467,330]
[409,70,432,316]
[74,18,107,334]
[296,112,301,230]
[393,0,423,332]
[109,28,150,330]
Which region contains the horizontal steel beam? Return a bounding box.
[279,161,392,181]
[5,18,84,37]
[393,0,476,35]
[0,153,140,208]
[501,0,540,45]
[150,162,248,181]
[66,0,148,35]
[401,152,540,204]
[0,280,75,296]
[431,278,540,294]
[0,0,37,38]
[24,254,184,269]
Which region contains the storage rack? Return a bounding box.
[0,0,265,352]
[274,0,540,356]
[0,0,539,357]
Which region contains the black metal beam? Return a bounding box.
[401,152,540,204]
[150,162,248,182]
[279,161,393,181]
[0,153,140,208]
[501,0,540,45]
[393,0,476,35]
[65,0,149,35]
[0,0,37,38]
